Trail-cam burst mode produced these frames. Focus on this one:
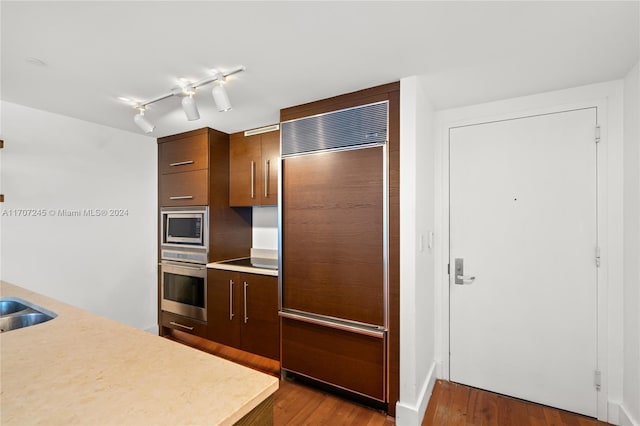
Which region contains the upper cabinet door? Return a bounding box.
[260,131,280,206]
[229,129,280,207]
[158,133,208,174]
[229,133,262,206]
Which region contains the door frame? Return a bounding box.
[434,82,624,422]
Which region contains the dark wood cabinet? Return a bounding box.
[157,128,253,341]
[207,269,279,360]
[158,130,210,208]
[229,128,279,206]
[158,169,209,206]
[240,272,280,360]
[208,269,241,349]
[158,133,208,174]
[157,128,252,262]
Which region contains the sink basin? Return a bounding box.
[0,300,30,316]
[0,313,53,332]
[0,297,57,333]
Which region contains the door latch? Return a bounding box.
[454,258,476,285]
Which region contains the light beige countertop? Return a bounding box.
[206,258,278,277]
[207,249,279,277]
[0,280,278,425]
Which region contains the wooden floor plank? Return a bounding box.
[528,403,548,426]
[543,406,566,425]
[507,396,531,426]
[433,380,455,426]
[449,380,471,426]
[281,387,326,425]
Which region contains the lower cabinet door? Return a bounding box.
[207,269,241,349]
[207,269,279,360]
[281,316,386,401]
[240,274,279,360]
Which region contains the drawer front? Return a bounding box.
[281,317,385,401]
[160,311,208,337]
[159,169,208,206]
[159,134,208,174]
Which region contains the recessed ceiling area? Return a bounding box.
[1,1,638,137]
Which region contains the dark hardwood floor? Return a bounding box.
[275,379,394,426]
[423,380,610,426]
[165,332,609,426]
[165,329,280,376]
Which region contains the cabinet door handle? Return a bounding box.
[250,161,255,199]
[169,195,193,200]
[229,280,234,320]
[169,321,194,331]
[243,281,248,324]
[264,160,269,198]
[169,160,194,167]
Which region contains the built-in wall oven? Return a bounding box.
[160,206,209,322]
[160,261,207,322]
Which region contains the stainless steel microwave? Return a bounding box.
[161,206,208,247]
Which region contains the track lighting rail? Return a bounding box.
[131,65,245,133]
[135,65,245,109]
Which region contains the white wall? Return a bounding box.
[252,206,278,250]
[0,101,158,331]
[396,76,437,425]
[622,61,640,426]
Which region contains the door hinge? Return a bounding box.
[447,263,450,275]
[594,370,601,391]
[595,126,601,144]
[596,247,601,268]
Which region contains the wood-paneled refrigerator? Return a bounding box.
[279,101,390,406]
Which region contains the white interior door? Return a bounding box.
[449,108,598,417]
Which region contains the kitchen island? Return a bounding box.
[0,280,278,425]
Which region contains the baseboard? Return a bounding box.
[619,403,640,426]
[609,401,621,425]
[144,324,159,335]
[395,360,438,426]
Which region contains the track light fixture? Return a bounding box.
[126,65,245,133]
[133,107,155,133]
[211,75,232,112]
[181,92,200,121]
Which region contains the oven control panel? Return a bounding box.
[161,249,207,264]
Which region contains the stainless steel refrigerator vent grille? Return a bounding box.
[281,101,388,156]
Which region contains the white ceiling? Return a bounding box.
[2,1,638,138]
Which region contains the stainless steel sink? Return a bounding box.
[0,300,30,316]
[0,297,57,333]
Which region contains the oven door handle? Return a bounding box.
[160,261,206,271]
